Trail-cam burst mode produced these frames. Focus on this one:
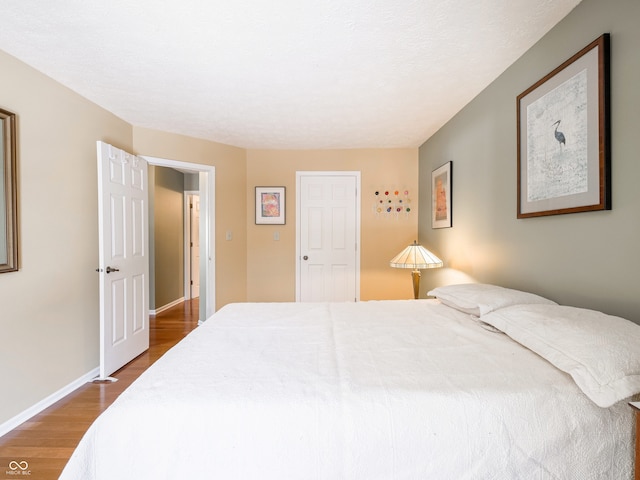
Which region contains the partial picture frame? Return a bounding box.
[517,34,610,218]
[0,107,18,273]
[255,186,285,225]
[431,161,452,229]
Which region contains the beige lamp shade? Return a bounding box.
[390,241,443,299]
[390,240,443,269]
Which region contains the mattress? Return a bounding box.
[60,300,634,479]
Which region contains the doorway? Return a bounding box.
[142,156,215,324]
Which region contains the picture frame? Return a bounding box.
[255,186,285,225]
[517,34,610,218]
[0,107,18,273]
[431,161,452,229]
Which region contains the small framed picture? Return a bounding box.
[432,161,452,229]
[255,186,285,224]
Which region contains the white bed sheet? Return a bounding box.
[60,300,634,479]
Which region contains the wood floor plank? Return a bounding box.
[0,298,199,480]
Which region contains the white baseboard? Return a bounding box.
[150,296,185,316]
[0,367,100,438]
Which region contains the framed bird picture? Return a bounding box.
[516,34,610,218]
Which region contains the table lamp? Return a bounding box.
[390,240,443,299]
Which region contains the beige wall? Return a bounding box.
[246,149,419,301]
[0,50,133,425]
[0,54,249,427]
[418,0,640,322]
[132,127,248,309]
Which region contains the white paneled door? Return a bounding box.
[97,141,149,379]
[297,172,360,302]
[190,194,200,299]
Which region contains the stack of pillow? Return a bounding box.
[428,283,640,408]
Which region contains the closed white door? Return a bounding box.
[297,172,360,302]
[97,141,149,379]
[190,194,200,298]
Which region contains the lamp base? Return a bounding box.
[411,269,421,299]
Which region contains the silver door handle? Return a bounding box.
[106,266,120,274]
[303,256,308,260]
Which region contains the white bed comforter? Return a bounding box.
[60,300,634,479]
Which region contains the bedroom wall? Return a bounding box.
[0,50,133,427]
[418,0,640,323]
[246,148,419,301]
[132,127,248,310]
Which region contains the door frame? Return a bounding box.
[142,156,215,323]
[295,171,361,302]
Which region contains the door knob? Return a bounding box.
[106,266,120,274]
[303,256,308,260]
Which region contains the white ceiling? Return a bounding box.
[0,0,581,149]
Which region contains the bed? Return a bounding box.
[60,284,640,479]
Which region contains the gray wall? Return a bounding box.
[418,0,640,323]
[151,166,185,309]
[184,172,199,191]
[148,169,199,310]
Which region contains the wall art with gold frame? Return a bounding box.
[0,107,18,273]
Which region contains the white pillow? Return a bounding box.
[481,304,640,408]
[427,283,556,316]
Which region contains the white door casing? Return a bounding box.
[97,141,149,379]
[296,172,360,302]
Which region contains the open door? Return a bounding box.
[189,194,200,299]
[97,141,149,379]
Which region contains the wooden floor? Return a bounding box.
[0,299,199,480]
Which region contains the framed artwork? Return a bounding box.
[0,107,18,273]
[517,34,610,218]
[431,161,452,229]
[255,186,285,224]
